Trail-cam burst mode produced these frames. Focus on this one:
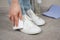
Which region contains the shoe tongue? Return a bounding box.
[27,9,40,19]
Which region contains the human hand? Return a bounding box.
[9,4,22,26]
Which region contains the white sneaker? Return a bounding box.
[13,19,23,30]
[27,9,45,25]
[21,15,41,34]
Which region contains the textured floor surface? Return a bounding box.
[0,7,60,40]
[0,0,60,40]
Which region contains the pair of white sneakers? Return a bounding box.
[13,9,45,34]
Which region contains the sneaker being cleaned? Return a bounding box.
[21,15,41,34]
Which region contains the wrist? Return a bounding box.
[11,0,19,4]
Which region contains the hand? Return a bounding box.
[9,4,22,26]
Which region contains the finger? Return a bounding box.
[8,11,12,20]
[9,16,12,21]
[10,16,15,26]
[8,14,11,21]
[14,15,19,27]
[19,11,22,20]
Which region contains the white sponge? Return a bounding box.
[13,19,23,30]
